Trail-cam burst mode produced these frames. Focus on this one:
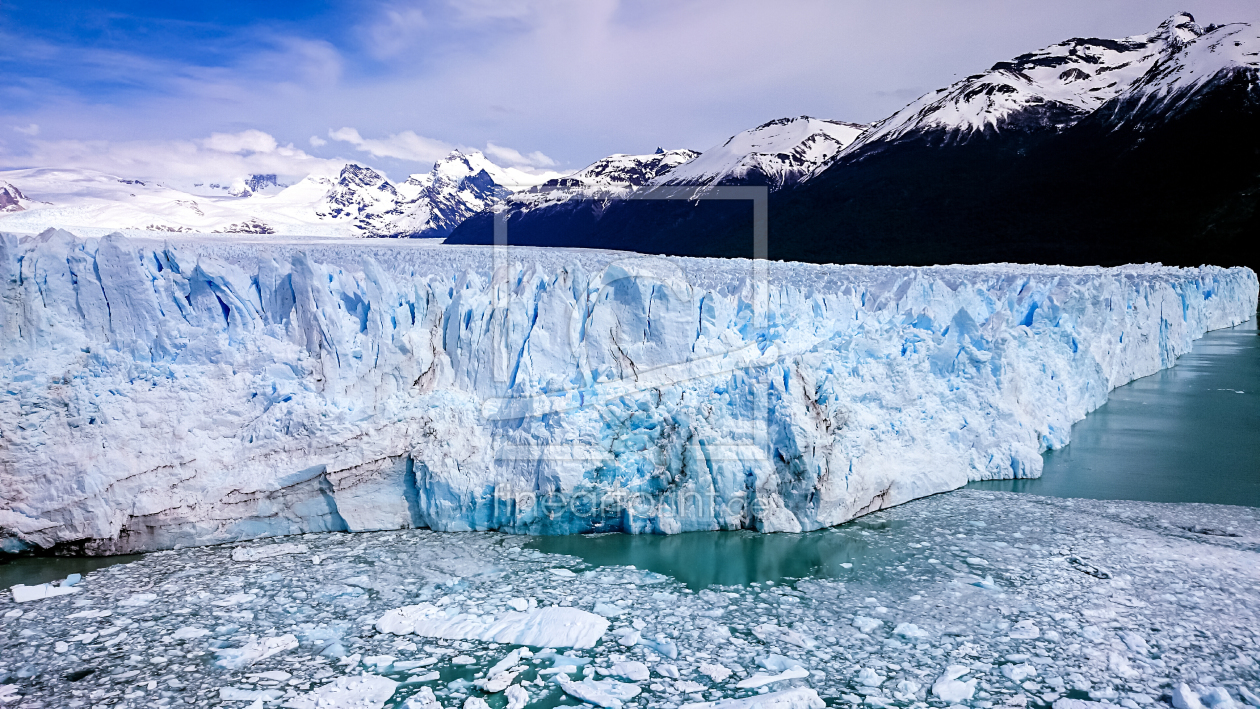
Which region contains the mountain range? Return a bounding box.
[0,151,548,239]
[447,13,1260,270]
[2,13,1256,269]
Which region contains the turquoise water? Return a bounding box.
[0,553,145,591]
[525,519,910,589]
[969,316,1260,507]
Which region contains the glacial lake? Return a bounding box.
[968,316,1260,507]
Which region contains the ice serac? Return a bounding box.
[1,231,1256,554]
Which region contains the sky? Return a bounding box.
[1,0,1257,183]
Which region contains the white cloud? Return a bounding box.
[15,130,344,183]
[327,127,454,163]
[201,129,279,154]
[12,124,40,136]
[309,135,328,147]
[363,4,429,59]
[484,141,557,169]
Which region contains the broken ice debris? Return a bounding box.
[699,662,734,682]
[375,603,608,648]
[232,542,310,562]
[10,580,80,603]
[609,660,650,681]
[285,675,398,709]
[215,634,299,669]
[679,687,826,709]
[736,666,810,689]
[933,665,977,703]
[556,676,642,709]
[752,622,816,648]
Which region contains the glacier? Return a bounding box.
[0,229,1255,555]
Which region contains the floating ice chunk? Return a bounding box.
[62,573,82,587]
[1053,699,1105,709]
[699,662,733,682]
[487,648,531,677]
[933,666,977,703]
[675,680,707,693]
[3,609,21,618]
[893,680,921,701]
[171,626,210,640]
[451,655,476,665]
[752,623,815,648]
[1081,626,1105,642]
[892,623,929,639]
[965,558,989,566]
[736,667,810,689]
[857,667,885,687]
[507,598,529,612]
[463,698,491,709]
[1009,620,1040,640]
[658,663,680,678]
[375,604,608,648]
[119,593,159,606]
[640,635,679,659]
[853,617,883,634]
[232,543,310,562]
[1201,688,1239,709]
[1107,652,1140,680]
[556,676,642,709]
[222,687,284,702]
[67,609,111,619]
[593,602,624,617]
[215,634,299,669]
[972,575,1000,590]
[0,685,20,703]
[1002,664,1038,682]
[476,667,523,693]
[609,661,649,681]
[248,671,292,682]
[213,593,257,607]
[402,687,440,709]
[1120,631,1150,655]
[11,583,79,603]
[680,687,825,709]
[550,568,577,578]
[613,627,641,646]
[758,655,803,672]
[1238,688,1260,708]
[505,685,530,709]
[285,675,398,709]
[364,655,397,671]
[1173,684,1208,709]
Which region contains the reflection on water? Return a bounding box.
[525,520,907,588]
[0,554,145,590]
[970,317,1260,507]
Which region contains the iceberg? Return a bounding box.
[0,229,1255,554]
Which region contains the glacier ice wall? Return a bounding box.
[1,230,1255,554]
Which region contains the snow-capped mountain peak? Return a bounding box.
[1116,19,1260,120]
[510,148,700,211]
[0,181,31,213]
[847,13,1211,148]
[654,116,866,190]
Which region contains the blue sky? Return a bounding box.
[2,0,1257,182]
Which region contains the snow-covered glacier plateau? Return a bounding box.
[1,230,1255,555]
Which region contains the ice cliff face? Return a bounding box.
[1,231,1255,554]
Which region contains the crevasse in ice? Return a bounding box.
[1,229,1255,553]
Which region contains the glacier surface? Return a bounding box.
[0,229,1255,554]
